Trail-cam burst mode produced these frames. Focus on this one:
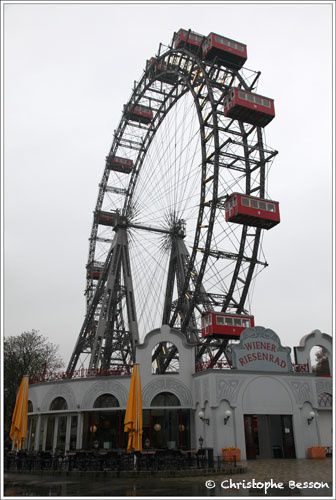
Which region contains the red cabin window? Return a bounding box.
[202,33,247,69]
[201,312,254,338]
[224,88,275,127]
[225,192,280,230]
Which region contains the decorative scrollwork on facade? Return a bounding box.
[142,377,193,407]
[216,378,241,404]
[81,380,128,409]
[289,381,313,406]
[40,382,77,411]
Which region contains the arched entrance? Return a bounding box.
[143,392,191,450]
[82,392,126,450]
[241,377,296,459]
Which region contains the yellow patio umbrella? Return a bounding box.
[124,363,143,452]
[9,375,29,450]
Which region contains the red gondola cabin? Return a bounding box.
[225,192,280,230]
[87,261,104,280]
[95,210,120,227]
[106,155,133,174]
[173,29,204,53]
[202,33,247,69]
[125,104,153,124]
[224,87,275,127]
[201,312,254,338]
[146,58,179,85]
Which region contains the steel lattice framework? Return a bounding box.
[67,33,278,376]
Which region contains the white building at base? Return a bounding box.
[27,326,332,460]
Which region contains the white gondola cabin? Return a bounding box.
[201,312,254,338]
[106,155,133,174]
[224,87,275,127]
[202,33,247,69]
[225,193,280,230]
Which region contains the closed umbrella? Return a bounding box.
[124,363,143,452]
[9,375,29,450]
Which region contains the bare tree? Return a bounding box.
[3,330,64,442]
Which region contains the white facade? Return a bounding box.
[27,326,332,459]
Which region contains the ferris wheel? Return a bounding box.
[67,29,279,375]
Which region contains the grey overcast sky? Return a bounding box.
[3,1,334,364]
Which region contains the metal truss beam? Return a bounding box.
[89,227,139,369]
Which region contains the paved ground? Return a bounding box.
[3,458,333,497]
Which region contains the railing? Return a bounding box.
[292,363,310,373]
[4,449,238,474]
[29,366,130,385]
[195,360,232,372]
[30,362,311,383]
[196,361,310,373]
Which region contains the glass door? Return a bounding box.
[244,415,259,459]
[281,415,296,458]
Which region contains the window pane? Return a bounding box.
[216,315,224,325]
[56,416,67,452]
[151,392,181,407]
[45,416,55,451]
[251,200,258,208]
[241,197,249,206]
[259,201,266,210]
[234,318,241,326]
[29,416,37,451]
[225,317,233,325]
[50,397,68,411]
[94,394,120,408]
[267,203,275,212]
[70,416,78,451]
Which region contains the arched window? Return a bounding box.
[49,397,68,411]
[93,393,120,408]
[151,342,179,374]
[151,392,181,407]
[28,400,33,413]
[318,392,332,408]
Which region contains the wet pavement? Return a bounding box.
[3,458,333,497]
